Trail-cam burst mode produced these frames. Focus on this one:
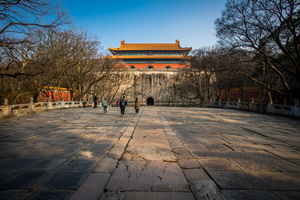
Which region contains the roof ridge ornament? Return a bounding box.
[121,40,125,45]
[175,39,180,46]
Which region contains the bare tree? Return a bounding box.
[0,0,71,104]
[212,48,254,102]
[0,27,107,104]
[0,35,46,103]
[80,57,126,103]
[43,28,100,100]
[95,67,128,106]
[175,47,224,105]
[0,0,70,46]
[215,0,300,103]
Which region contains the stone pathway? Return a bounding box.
[0,106,299,200]
[103,107,196,199]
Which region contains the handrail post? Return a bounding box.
[48,97,52,110]
[29,97,34,113]
[79,98,82,108]
[226,98,230,108]
[249,98,254,111]
[71,98,75,107]
[4,99,11,116]
[267,99,272,113]
[237,98,241,109]
[61,98,65,109]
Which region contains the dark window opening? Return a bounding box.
[147,65,154,69]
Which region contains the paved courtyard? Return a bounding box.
[0,106,300,200]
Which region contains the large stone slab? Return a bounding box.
[183,168,211,181]
[184,143,208,151]
[106,146,125,159]
[27,190,74,200]
[106,160,189,192]
[88,142,115,150]
[272,191,300,200]
[197,158,241,171]
[221,190,281,200]
[166,136,182,143]
[129,137,170,148]
[58,158,96,172]
[262,158,300,172]
[178,159,201,169]
[133,128,166,137]
[0,170,51,189]
[93,158,119,173]
[123,146,176,162]
[28,158,66,170]
[169,142,185,149]
[69,173,110,200]
[255,172,300,190]
[0,158,40,170]
[208,171,273,190]
[230,157,278,172]
[172,148,193,159]
[75,149,107,161]
[124,191,195,200]
[190,150,232,159]
[38,171,89,190]
[267,150,300,160]
[0,189,32,200]
[190,180,227,200]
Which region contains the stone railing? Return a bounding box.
[209,99,300,118]
[0,98,93,119]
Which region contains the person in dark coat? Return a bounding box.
[119,96,127,117]
[94,96,98,108]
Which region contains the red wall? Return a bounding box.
[42,90,73,101]
[219,88,261,102]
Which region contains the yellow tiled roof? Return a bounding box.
[109,40,192,51]
[44,86,78,92]
[110,55,191,59]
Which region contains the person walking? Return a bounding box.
[119,96,127,117]
[134,97,140,113]
[93,96,98,108]
[102,98,108,114]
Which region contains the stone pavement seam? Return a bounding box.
[102,107,194,199]
[69,108,145,200]
[158,110,227,200]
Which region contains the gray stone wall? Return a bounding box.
[117,68,198,106]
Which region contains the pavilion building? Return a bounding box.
[109,40,191,69]
[108,40,193,106]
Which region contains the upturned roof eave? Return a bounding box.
[109,47,192,51]
[110,55,192,59]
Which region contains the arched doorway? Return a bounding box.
[147,97,154,106]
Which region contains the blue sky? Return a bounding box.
[62,0,227,53]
